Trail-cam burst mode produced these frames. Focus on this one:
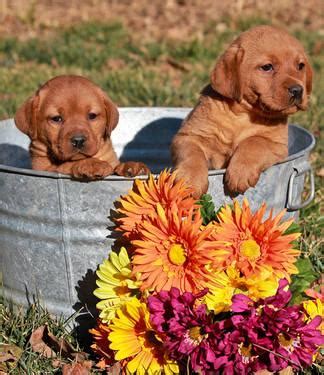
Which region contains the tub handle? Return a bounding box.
[287,163,315,211]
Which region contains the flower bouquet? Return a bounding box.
[90,171,323,374]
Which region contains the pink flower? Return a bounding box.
[231,279,324,372]
[148,288,219,373]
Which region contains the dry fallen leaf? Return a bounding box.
[62,362,91,375]
[316,167,324,177]
[0,343,23,372]
[45,329,74,357]
[108,361,122,375]
[29,325,93,371]
[29,325,56,358]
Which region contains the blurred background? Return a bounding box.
[0,0,323,115]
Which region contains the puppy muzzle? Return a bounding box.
[288,84,303,104]
[70,135,87,149]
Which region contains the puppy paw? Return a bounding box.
[174,167,209,199]
[114,161,150,177]
[225,164,260,194]
[190,181,209,200]
[71,159,113,180]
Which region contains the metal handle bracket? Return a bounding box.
[287,163,315,211]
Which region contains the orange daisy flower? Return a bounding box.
[210,199,301,280]
[90,321,115,370]
[115,170,197,239]
[132,203,229,293]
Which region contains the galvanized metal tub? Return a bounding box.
[0,108,315,317]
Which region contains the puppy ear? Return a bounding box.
[14,94,40,139]
[210,45,244,101]
[102,93,119,137]
[304,58,313,95]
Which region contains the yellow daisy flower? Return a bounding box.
[109,297,179,374]
[205,265,279,313]
[303,299,324,334]
[94,247,140,323]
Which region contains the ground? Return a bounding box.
[0,1,323,374]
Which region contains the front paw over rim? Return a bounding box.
[71,159,114,180]
[114,162,150,177]
[225,163,261,194]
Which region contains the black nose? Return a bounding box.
[71,135,86,149]
[288,85,303,100]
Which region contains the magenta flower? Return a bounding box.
[148,287,220,373]
[208,321,265,374]
[148,282,324,374]
[231,279,324,372]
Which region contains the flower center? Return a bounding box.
[233,281,249,292]
[168,243,187,266]
[189,326,202,341]
[278,333,297,352]
[238,343,254,364]
[145,330,162,347]
[114,284,130,296]
[239,239,261,260]
[184,326,206,346]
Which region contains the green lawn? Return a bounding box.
[0,18,323,374]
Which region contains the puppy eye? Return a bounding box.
[51,115,63,123]
[88,112,97,120]
[298,62,305,70]
[260,64,274,72]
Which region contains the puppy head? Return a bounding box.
[15,75,119,162]
[211,25,313,117]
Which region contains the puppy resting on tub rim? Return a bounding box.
[14,75,150,179]
[171,25,313,198]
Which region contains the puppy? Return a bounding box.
[171,25,312,197]
[15,75,149,179]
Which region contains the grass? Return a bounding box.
[0,301,79,374]
[0,16,323,374]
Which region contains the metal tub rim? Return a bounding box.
[0,108,316,179]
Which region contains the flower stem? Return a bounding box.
[252,343,302,369]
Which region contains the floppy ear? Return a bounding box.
[14,93,40,140]
[102,93,119,137]
[210,45,244,101]
[304,57,313,95]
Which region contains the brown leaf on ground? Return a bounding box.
[108,361,122,375]
[52,358,93,371]
[62,362,91,375]
[29,325,91,370]
[45,329,75,357]
[52,358,64,368]
[0,343,23,372]
[29,325,56,358]
[316,167,324,177]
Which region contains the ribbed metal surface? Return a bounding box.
[0,108,315,317]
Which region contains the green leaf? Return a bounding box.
[290,257,320,304]
[198,194,217,225]
[283,221,301,235]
